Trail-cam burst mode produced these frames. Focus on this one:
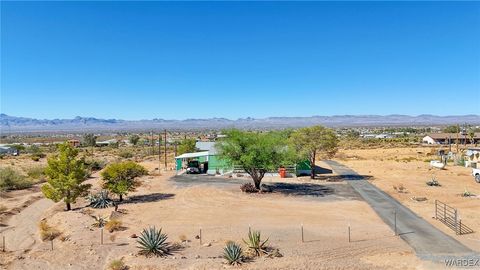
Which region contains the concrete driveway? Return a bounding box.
[324,160,478,261]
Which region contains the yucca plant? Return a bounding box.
[87,190,115,208]
[137,226,171,257]
[243,229,269,256]
[223,241,243,265]
[91,215,109,228]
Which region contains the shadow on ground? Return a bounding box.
[124,193,175,204]
[269,182,335,196]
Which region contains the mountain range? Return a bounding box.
[1,114,479,133]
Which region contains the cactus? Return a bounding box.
[223,241,243,265]
[137,227,170,257]
[243,229,269,256]
[87,190,115,208]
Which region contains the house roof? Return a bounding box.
[425,133,480,140]
[175,151,209,159]
[195,141,219,155]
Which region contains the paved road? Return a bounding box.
[324,160,478,261]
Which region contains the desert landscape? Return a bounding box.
[1,143,478,270]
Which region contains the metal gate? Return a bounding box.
[435,200,473,235]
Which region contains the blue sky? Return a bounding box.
[1,1,479,120]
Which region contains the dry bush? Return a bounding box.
[107,258,127,270]
[240,183,258,193]
[0,204,7,213]
[39,220,61,241]
[179,234,187,242]
[109,234,117,242]
[105,219,123,232]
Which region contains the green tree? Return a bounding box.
[177,138,197,155]
[443,125,460,133]
[101,161,148,201]
[83,133,97,147]
[290,126,339,179]
[468,129,476,145]
[129,134,140,146]
[42,143,91,211]
[217,129,294,189]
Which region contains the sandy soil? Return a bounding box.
[335,147,480,252]
[0,158,443,270]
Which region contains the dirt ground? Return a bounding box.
[335,147,480,253]
[1,157,446,270]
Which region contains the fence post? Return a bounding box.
[2,235,5,252]
[348,225,351,243]
[301,224,304,243]
[199,228,202,245]
[443,203,446,222]
[51,239,53,251]
[459,219,462,235]
[101,228,104,245]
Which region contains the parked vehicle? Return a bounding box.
[430,160,445,169]
[186,160,200,174]
[472,168,480,183]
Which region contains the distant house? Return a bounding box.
[422,133,480,145]
[465,147,480,168]
[67,139,80,147]
[0,145,19,155]
[96,139,118,147]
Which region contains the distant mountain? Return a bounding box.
[1,113,479,133]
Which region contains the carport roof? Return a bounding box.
[175,151,209,159]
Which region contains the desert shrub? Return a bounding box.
[108,259,127,270]
[92,216,109,228]
[0,204,7,213]
[118,150,133,159]
[223,241,244,265]
[0,167,32,191]
[243,229,269,257]
[39,220,61,241]
[105,219,123,232]
[137,226,171,257]
[83,159,106,172]
[455,157,465,166]
[25,166,46,183]
[179,234,187,242]
[240,183,258,193]
[87,190,115,208]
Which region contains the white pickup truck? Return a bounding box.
[473,168,480,183]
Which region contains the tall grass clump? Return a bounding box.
[39,220,61,241]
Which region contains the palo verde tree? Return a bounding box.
[101,161,148,201]
[42,142,91,211]
[218,129,294,189]
[290,126,339,179]
[177,138,197,155]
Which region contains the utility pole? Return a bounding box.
[150,131,154,156]
[158,133,162,173]
[164,129,167,169]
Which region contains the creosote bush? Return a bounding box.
[0,167,33,191]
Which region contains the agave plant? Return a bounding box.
[87,190,115,208]
[223,241,243,265]
[137,226,171,257]
[243,229,269,256]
